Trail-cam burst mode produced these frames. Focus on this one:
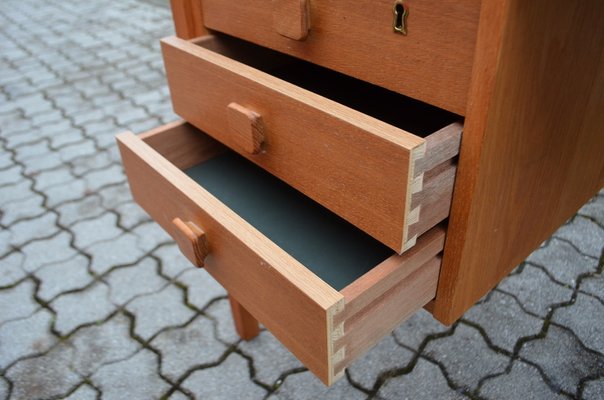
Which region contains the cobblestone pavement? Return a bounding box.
[0,0,603,399]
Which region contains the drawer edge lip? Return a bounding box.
[160,35,426,151]
[116,128,344,310]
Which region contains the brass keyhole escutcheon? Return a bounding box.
[393,1,409,35]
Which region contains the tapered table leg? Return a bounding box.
[228,295,260,340]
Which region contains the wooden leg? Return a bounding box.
[228,295,260,340]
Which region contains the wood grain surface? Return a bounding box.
[170,0,207,39]
[433,0,604,324]
[201,0,480,114]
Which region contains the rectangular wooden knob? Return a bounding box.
[272,0,310,41]
[172,218,209,268]
[227,102,265,154]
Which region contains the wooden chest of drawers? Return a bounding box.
[119,0,604,385]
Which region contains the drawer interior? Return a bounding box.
[197,34,460,137]
[120,122,444,384]
[186,151,393,290]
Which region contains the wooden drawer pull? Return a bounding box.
[271,0,310,41]
[227,102,265,154]
[172,217,209,267]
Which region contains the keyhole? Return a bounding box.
[393,1,408,35]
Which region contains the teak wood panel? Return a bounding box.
[433,0,604,324]
[169,0,207,39]
[116,122,442,384]
[161,35,461,253]
[201,0,480,115]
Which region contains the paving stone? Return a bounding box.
[132,220,173,253]
[82,164,125,193]
[176,268,226,310]
[151,315,227,381]
[0,309,57,369]
[6,343,80,400]
[98,182,132,209]
[392,309,451,351]
[153,243,197,279]
[56,194,105,227]
[182,352,267,399]
[553,292,604,353]
[88,233,146,276]
[167,390,190,400]
[70,108,105,126]
[0,251,26,287]
[268,370,364,400]
[14,140,51,162]
[0,376,7,400]
[580,273,604,301]
[14,93,53,116]
[8,212,59,248]
[424,323,509,391]
[0,164,22,186]
[377,358,466,400]
[0,279,39,325]
[0,151,13,170]
[106,257,167,305]
[44,178,88,207]
[0,230,12,257]
[33,167,75,191]
[583,378,604,400]
[58,140,97,163]
[0,180,35,204]
[464,290,543,352]
[52,282,116,335]
[519,325,604,396]
[72,213,123,249]
[92,349,169,400]
[0,193,45,225]
[527,238,599,286]
[115,106,148,126]
[70,150,114,177]
[21,231,77,273]
[64,384,98,400]
[31,109,63,126]
[579,195,604,226]
[4,129,43,149]
[347,334,415,390]
[127,284,196,341]
[554,216,604,259]
[70,312,141,376]
[115,201,150,229]
[128,116,162,134]
[205,297,241,345]
[479,360,567,400]
[497,265,574,318]
[35,254,93,301]
[238,330,303,386]
[46,123,83,148]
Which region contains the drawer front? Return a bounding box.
[116,122,442,384]
[161,35,462,253]
[201,0,480,115]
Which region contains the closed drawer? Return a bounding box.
[161,34,462,253]
[117,121,444,385]
[201,0,480,114]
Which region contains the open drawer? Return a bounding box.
[161,34,462,254]
[117,121,444,385]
